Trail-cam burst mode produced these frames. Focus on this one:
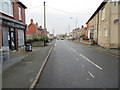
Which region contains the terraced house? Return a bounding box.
[0,0,27,51]
[26,19,43,39]
[86,0,120,48]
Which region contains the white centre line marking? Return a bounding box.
[79,54,102,70]
[88,71,95,78]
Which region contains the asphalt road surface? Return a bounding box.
[36,40,118,88]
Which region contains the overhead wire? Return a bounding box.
[27,4,92,15]
[46,5,91,15]
[27,5,43,10]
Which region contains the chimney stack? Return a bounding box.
[31,19,33,23]
[81,25,84,28]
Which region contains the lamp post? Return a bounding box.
[70,17,78,29]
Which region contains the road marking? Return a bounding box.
[88,71,95,78]
[79,54,102,70]
[76,58,79,61]
[81,64,84,67]
[24,62,32,64]
[70,47,76,52]
[87,78,89,80]
[55,43,56,46]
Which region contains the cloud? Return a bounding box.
[20,0,103,34]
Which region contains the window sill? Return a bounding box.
[0,12,14,18]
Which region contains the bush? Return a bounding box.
[80,35,85,38]
[33,38,40,41]
[26,38,34,42]
[32,37,48,41]
[40,37,48,41]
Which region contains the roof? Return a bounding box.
[16,0,27,9]
[86,1,107,24]
[28,23,43,31]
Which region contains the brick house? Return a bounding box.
[86,0,120,48]
[0,0,27,50]
[26,19,45,39]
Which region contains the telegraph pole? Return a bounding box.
[44,1,47,37]
[68,25,70,36]
[53,29,54,37]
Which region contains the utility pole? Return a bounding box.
[53,29,54,37]
[70,17,78,29]
[68,25,70,36]
[44,1,47,37]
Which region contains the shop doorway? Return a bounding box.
[10,28,16,51]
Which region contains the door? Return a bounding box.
[10,28,16,50]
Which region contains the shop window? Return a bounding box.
[18,30,24,46]
[2,27,9,46]
[0,0,13,16]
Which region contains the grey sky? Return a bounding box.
[20,0,103,34]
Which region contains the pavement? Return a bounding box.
[36,40,118,88]
[2,40,55,88]
[2,46,42,72]
[71,40,120,57]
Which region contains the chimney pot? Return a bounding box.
[36,22,38,26]
[40,26,42,28]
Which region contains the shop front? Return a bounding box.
[0,16,27,51]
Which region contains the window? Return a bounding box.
[119,1,120,4]
[104,28,108,37]
[0,0,13,16]
[18,7,22,21]
[18,30,24,46]
[99,31,101,36]
[101,7,105,21]
[0,1,2,12]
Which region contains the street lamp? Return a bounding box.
[70,17,78,29]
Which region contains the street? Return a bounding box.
[36,40,118,88]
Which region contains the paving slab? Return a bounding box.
[2,40,55,88]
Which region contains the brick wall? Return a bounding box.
[13,2,26,23]
[26,24,37,34]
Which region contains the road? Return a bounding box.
[36,40,118,88]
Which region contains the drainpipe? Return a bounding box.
[97,12,99,45]
[24,25,27,47]
[109,2,111,48]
